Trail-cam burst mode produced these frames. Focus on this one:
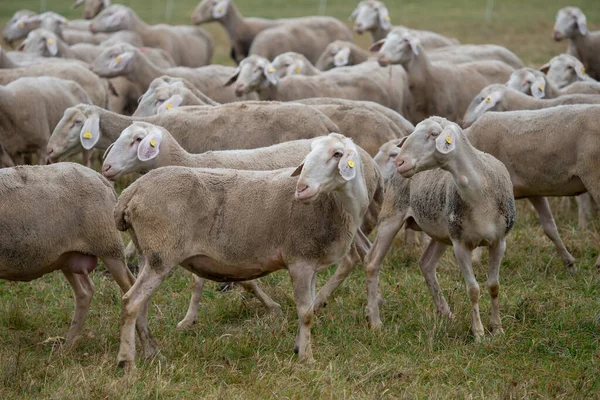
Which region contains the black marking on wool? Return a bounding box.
[447,189,470,239]
[497,194,516,235]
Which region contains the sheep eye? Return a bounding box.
[389,152,398,158]
[333,151,343,159]
[135,137,142,142]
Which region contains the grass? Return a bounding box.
[1,0,600,398]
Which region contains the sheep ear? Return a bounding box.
[212,0,229,19]
[575,64,587,80]
[108,51,134,70]
[576,12,588,35]
[369,39,385,53]
[409,37,420,56]
[539,63,550,74]
[338,150,358,181]
[46,37,58,56]
[224,66,240,86]
[157,94,183,114]
[137,128,162,161]
[291,163,304,177]
[23,15,42,27]
[264,64,279,85]
[378,5,392,30]
[396,136,408,148]
[531,76,546,98]
[71,0,85,9]
[107,8,127,27]
[349,6,359,21]
[435,126,457,155]
[473,89,504,116]
[80,116,100,150]
[334,47,351,67]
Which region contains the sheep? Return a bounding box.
[316,41,372,70]
[113,133,373,367]
[350,0,458,47]
[18,29,174,68]
[90,5,213,67]
[465,105,600,270]
[225,55,412,118]
[540,54,600,91]
[0,162,156,353]
[72,0,110,20]
[462,84,600,127]
[46,102,338,162]
[92,43,256,103]
[0,77,91,165]
[2,9,36,46]
[248,19,354,65]
[271,52,322,78]
[553,7,600,80]
[372,30,514,124]
[507,67,600,98]
[364,117,515,341]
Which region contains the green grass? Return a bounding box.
[1,0,600,398]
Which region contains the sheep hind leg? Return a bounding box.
[576,193,594,230]
[288,262,317,363]
[452,241,485,342]
[177,275,205,330]
[62,271,95,350]
[239,280,281,316]
[419,240,451,318]
[577,179,600,269]
[528,196,576,270]
[487,239,506,336]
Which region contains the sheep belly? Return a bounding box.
[181,254,286,282]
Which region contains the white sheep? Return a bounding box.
[507,67,600,98]
[365,117,515,341]
[540,54,599,90]
[72,0,110,20]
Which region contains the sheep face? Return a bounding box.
[135,85,184,117]
[541,54,588,89]
[224,55,277,96]
[506,68,547,98]
[18,29,58,56]
[102,122,161,179]
[271,52,306,78]
[192,0,229,24]
[71,0,110,20]
[90,5,132,33]
[316,41,350,70]
[373,139,402,183]
[47,107,99,161]
[462,85,506,128]
[350,0,391,34]
[92,44,136,77]
[2,12,38,43]
[553,7,588,41]
[371,30,419,67]
[395,118,459,178]
[292,133,359,204]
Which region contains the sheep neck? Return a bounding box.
[162,137,198,167]
[570,33,591,62]
[439,139,484,203]
[96,107,135,146]
[257,82,277,101]
[369,25,391,42]
[403,48,433,118]
[221,5,254,47]
[128,54,166,88]
[56,39,76,59]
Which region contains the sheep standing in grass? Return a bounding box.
[114,133,373,367]
[365,117,515,340]
[553,7,600,80]
[0,162,155,352]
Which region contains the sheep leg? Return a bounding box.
[176,275,205,330]
[239,280,282,316]
[62,271,95,349]
[452,241,485,342]
[313,229,371,312]
[124,240,137,261]
[528,196,576,269]
[419,240,451,317]
[577,181,600,268]
[487,239,506,336]
[288,262,317,363]
[35,148,47,165]
[102,256,158,359]
[117,261,169,370]
[576,193,593,230]
[364,216,405,330]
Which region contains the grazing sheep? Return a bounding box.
[507,67,600,98]
[46,103,338,162]
[466,105,600,269]
[226,55,412,118]
[553,7,600,80]
[316,40,372,70]
[0,162,155,352]
[372,30,514,124]
[350,0,458,47]
[92,43,256,103]
[540,54,599,90]
[90,5,213,67]
[0,77,91,165]
[462,84,600,127]
[365,117,515,341]
[72,0,110,20]
[114,133,372,367]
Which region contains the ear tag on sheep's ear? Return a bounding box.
[150,139,157,147]
[83,131,93,139]
[538,85,544,92]
[295,66,302,74]
[347,160,355,168]
[485,97,492,103]
[17,22,24,28]
[385,16,391,21]
[47,38,54,45]
[165,103,173,110]
[445,136,452,145]
[268,67,275,73]
[115,56,121,64]
[581,67,586,74]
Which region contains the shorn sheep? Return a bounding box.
[364,117,515,340]
[114,133,374,367]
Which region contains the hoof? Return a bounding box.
[491,327,505,336]
[368,317,383,331]
[268,305,282,317]
[313,300,327,314]
[293,345,299,354]
[176,319,197,330]
[473,332,485,343]
[117,359,134,370]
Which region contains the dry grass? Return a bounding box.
[1,0,600,398]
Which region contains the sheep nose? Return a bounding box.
[102,164,112,174]
[377,54,389,67]
[296,182,308,194]
[552,30,561,41]
[354,23,363,32]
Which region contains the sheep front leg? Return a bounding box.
[239,280,282,316]
[419,240,451,317]
[288,263,317,363]
[62,271,95,349]
[452,241,485,342]
[177,275,205,330]
[364,216,404,330]
[117,261,169,370]
[528,196,576,270]
[487,239,506,336]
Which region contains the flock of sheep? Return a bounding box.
[1,0,599,370]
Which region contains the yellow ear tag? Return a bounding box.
[485,96,491,103]
[347,160,355,168]
[65,18,70,23]
[581,67,586,74]
[115,56,121,63]
[538,85,544,92]
[166,103,173,110]
[445,136,452,144]
[47,39,54,45]
[82,131,92,139]
[149,139,157,147]
[17,22,24,28]
[385,16,391,21]
[267,67,275,73]
[218,7,224,13]
[295,67,302,73]
[338,54,344,59]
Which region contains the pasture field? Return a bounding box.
[1,0,600,398]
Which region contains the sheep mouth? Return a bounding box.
[295,185,320,203]
[396,163,416,178]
